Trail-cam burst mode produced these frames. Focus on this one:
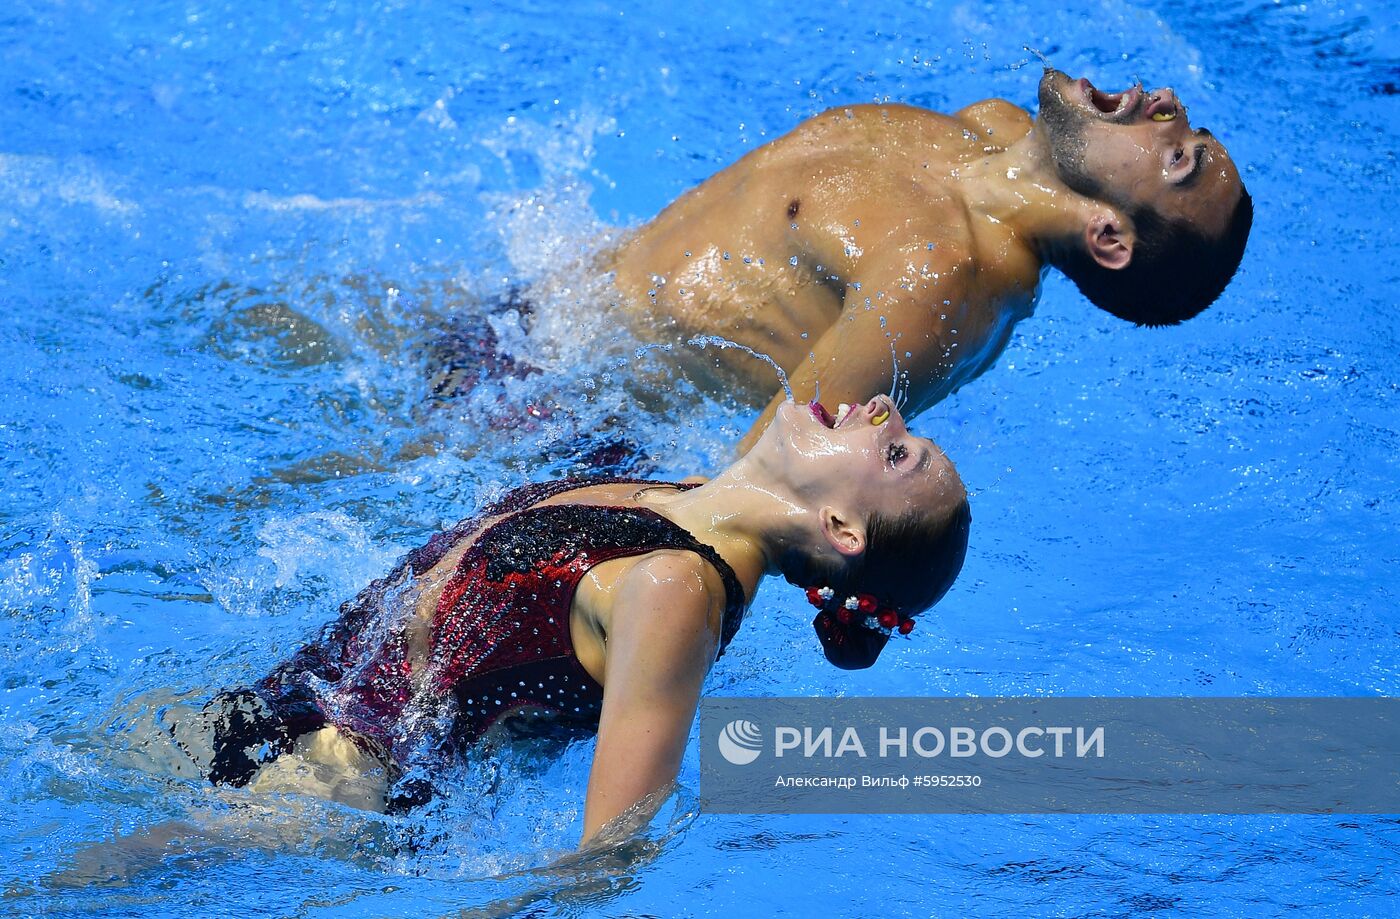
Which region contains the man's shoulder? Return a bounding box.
[953,98,1033,141]
[801,102,953,131]
[801,99,1028,124]
[782,100,1030,157]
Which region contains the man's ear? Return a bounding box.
[819,505,867,559]
[1084,211,1134,270]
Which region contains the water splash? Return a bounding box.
[683,336,795,402]
[890,368,912,412]
[969,473,1007,499]
[886,337,902,403]
[1020,45,1054,70]
[632,342,676,360]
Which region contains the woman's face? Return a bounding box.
[764,395,965,525]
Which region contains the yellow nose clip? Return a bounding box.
[871,409,890,425]
[1151,111,1176,122]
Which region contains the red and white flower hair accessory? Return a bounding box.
[804,585,915,636]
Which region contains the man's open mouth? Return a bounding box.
[1089,86,1123,114]
[1080,78,1140,118]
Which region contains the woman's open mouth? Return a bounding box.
[808,399,887,428]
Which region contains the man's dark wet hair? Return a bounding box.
[784,498,973,670]
[1057,186,1254,327]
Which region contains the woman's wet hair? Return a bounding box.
[840,499,972,615]
[1058,186,1254,327]
[783,497,973,669]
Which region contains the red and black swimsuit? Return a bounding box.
[207,477,745,791]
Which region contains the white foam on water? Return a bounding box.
[255,510,401,593]
[0,516,99,655]
[240,190,447,212]
[0,153,140,217]
[410,109,746,475]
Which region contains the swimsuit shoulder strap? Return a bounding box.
[508,495,747,657]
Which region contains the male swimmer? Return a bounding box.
[180,395,971,846]
[607,66,1253,452]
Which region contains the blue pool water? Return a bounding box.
[2,0,1398,915]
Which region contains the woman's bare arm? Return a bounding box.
[579,550,724,847]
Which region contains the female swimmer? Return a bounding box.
[180,394,971,846]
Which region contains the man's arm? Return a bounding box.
[579,552,723,847]
[736,244,969,454]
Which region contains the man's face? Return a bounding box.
[1037,68,1243,236]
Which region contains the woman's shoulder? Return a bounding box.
[607,549,730,643]
[625,548,727,592]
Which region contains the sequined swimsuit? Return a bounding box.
[249,476,746,772]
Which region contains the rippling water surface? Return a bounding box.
[2,0,1398,915]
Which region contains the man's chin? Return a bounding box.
[1037,68,1078,110]
[1038,66,1073,89]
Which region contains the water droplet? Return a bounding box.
[789,256,799,267]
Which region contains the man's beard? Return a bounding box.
[1037,69,1106,201]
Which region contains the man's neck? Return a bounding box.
[950,124,1096,264]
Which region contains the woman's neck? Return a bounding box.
[637,462,801,600]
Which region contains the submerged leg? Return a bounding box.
[166,689,294,787]
[244,726,392,813]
